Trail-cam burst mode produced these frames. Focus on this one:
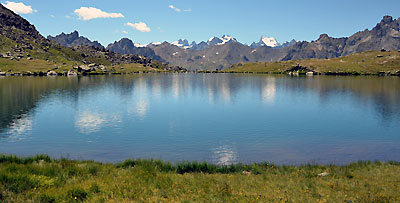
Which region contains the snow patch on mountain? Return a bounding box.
[172,39,192,49]
[134,43,147,48]
[250,36,281,48]
[261,36,279,47]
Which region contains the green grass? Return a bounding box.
[0,155,399,202]
[225,50,400,75]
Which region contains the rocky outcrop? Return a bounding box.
[282,16,400,61]
[106,38,164,62]
[47,31,104,49]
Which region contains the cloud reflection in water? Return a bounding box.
[75,111,122,134]
[212,145,238,165]
[5,114,32,141]
[261,78,276,104]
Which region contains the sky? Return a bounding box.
[2,0,400,46]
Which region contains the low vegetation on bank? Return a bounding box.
[225,50,400,76]
[0,155,399,202]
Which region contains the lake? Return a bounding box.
[1,74,399,165]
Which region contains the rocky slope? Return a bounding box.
[0,4,172,70]
[281,16,400,60]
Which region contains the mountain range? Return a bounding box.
[47,15,400,70]
[2,0,397,71]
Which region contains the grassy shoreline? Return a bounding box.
[223,50,400,76]
[2,50,400,76]
[0,155,399,202]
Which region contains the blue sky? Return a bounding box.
[2,0,400,46]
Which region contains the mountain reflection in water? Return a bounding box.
[0,74,399,164]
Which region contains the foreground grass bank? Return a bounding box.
[225,50,400,76]
[0,155,399,202]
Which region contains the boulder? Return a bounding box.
[0,72,6,76]
[79,65,92,72]
[47,71,57,76]
[67,70,77,76]
[99,65,107,72]
[242,171,252,176]
[318,172,329,177]
[306,71,314,76]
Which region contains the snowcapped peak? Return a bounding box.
[171,39,192,49]
[150,42,162,46]
[207,35,237,46]
[260,36,280,47]
[250,35,281,48]
[134,43,147,48]
[208,37,218,42]
[220,35,237,44]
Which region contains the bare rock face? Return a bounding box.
[47,31,104,49]
[282,16,400,61]
[106,38,164,62]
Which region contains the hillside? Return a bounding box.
[225,50,400,75]
[0,4,173,75]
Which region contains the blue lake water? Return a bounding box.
[0,74,399,165]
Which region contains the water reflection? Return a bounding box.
[261,77,276,104]
[0,74,399,164]
[75,111,122,134]
[135,99,148,118]
[212,145,238,165]
[172,74,180,99]
[220,77,231,102]
[4,114,32,141]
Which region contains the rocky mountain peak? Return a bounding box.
[250,35,280,48]
[47,31,104,49]
[70,30,79,38]
[380,15,393,25]
[119,38,133,44]
[318,34,330,40]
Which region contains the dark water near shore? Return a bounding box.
[0,74,399,165]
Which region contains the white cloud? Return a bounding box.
[122,30,128,34]
[50,14,55,18]
[1,1,37,14]
[74,7,124,20]
[169,5,181,12]
[125,22,151,32]
[169,5,191,13]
